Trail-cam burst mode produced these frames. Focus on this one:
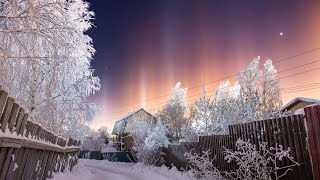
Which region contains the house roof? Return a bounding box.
[111,108,154,135]
[280,97,320,112]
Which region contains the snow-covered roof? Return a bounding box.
[111,108,152,135]
[280,97,320,112]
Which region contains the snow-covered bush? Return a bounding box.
[224,139,299,180]
[185,150,226,180]
[182,125,199,142]
[145,120,170,150]
[141,119,171,166]
[126,116,163,165]
[184,139,299,180]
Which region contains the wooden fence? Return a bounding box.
[164,113,314,180]
[0,89,80,180]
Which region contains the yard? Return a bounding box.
[51,159,190,180]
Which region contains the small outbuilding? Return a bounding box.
[111,108,157,151]
[280,97,320,115]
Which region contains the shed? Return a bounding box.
[280,97,320,115]
[111,108,157,151]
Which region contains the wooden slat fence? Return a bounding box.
[0,89,80,180]
[164,113,314,180]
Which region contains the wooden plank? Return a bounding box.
[31,149,43,180]
[0,90,8,120]
[299,114,313,180]
[257,120,262,144]
[43,152,55,179]
[10,148,24,180]
[18,114,28,136]
[14,108,24,134]
[252,121,258,150]
[7,103,19,132]
[297,115,312,180]
[0,97,15,132]
[264,119,271,152]
[22,149,37,180]
[5,148,19,180]
[0,148,13,180]
[292,115,303,180]
[280,117,289,167]
[0,148,7,176]
[15,148,30,180]
[286,116,297,180]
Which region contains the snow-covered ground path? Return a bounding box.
[51,159,191,180]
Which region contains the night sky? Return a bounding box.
[86,0,320,131]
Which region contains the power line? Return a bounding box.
[102,59,320,117]
[111,48,320,111]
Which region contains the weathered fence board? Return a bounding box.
[305,105,320,180]
[164,112,316,180]
[0,88,80,180]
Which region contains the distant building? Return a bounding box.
[111,108,157,151]
[280,97,320,115]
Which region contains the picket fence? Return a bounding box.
[0,89,80,180]
[163,111,320,180]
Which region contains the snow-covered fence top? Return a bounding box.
[0,89,80,179]
[164,113,314,180]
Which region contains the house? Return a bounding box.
[111,108,157,151]
[280,97,320,115]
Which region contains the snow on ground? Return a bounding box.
[51,159,191,180]
[101,141,117,153]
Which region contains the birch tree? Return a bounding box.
[237,57,282,122]
[159,82,187,139]
[194,85,214,135]
[0,0,100,139]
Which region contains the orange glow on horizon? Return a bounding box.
[89,2,320,134]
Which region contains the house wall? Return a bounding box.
[124,110,157,133]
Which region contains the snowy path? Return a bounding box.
[51,159,190,180]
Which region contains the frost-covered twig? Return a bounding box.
[224,139,300,180]
[185,149,226,180]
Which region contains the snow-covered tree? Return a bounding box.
[126,116,152,149]
[145,119,170,150]
[237,56,282,122]
[98,126,109,144]
[126,117,167,165]
[126,116,153,161]
[0,0,100,139]
[159,82,187,139]
[194,85,214,136]
[211,81,240,134]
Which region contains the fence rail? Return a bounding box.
[164,113,314,180]
[0,89,80,180]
